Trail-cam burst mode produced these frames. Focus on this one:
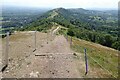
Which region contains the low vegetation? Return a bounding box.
[67,36,118,78]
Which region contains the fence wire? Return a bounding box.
[87,54,117,78]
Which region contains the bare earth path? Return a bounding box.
[2,29,86,78]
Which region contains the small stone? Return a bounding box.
[9,58,13,62]
[73,53,77,56]
[66,70,69,73]
[49,56,53,59]
[28,45,31,48]
[30,71,39,78]
[27,65,29,67]
[36,71,39,74]
[27,62,31,65]
[6,70,9,73]
[40,45,43,47]
[52,72,54,75]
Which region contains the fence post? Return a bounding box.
[66,35,68,41]
[70,36,72,46]
[33,31,36,52]
[84,48,88,75]
[51,31,54,41]
[47,32,48,44]
[2,32,9,72]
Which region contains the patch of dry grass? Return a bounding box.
[9,32,32,41]
[68,36,119,78]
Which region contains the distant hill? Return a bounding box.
[24,7,118,31]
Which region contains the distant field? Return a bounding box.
[67,36,118,78]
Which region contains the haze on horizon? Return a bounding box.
[2,0,119,10]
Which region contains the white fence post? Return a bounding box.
[6,32,9,67]
[2,32,9,72]
[33,31,36,52]
[47,32,48,44]
[0,33,2,73]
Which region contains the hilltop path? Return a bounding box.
[2,27,85,78]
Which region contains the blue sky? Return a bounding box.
[2,0,119,9]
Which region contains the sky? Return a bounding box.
[2,0,119,9]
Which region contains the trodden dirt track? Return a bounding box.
[2,29,87,78]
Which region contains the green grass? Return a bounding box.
[68,36,118,78]
[58,27,67,35]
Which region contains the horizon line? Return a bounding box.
[2,5,118,10]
